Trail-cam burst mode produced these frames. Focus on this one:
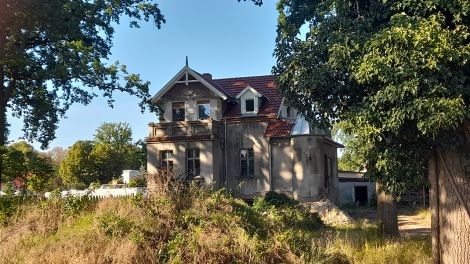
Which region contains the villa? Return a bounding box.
[146,62,342,201]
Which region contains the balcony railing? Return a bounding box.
[147,120,221,140]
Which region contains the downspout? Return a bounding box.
[224,118,228,190]
[268,137,272,191]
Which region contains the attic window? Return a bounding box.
[245,99,255,113]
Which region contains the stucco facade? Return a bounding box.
[146,65,342,201]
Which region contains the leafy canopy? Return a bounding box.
[59,122,144,189]
[274,0,470,194]
[0,0,165,148]
[1,141,54,193]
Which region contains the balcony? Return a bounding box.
[147,120,222,142]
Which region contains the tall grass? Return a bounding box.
[0,171,431,263]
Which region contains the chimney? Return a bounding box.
[202,73,212,80]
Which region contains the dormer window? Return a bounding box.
[236,86,263,115]
[245,99,255,113]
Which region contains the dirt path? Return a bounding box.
[345,208,431,235]
[398,210,431,236]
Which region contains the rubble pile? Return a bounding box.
[302,199,355,226]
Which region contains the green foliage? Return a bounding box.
[27,155,55,193]
[0,195,17,225]
[274,0,470,195]
[0,0,166,148]
[1,141,55,193]
[59,141,96,189]
[98,213,137,238]
[252,191,299,209]
[128,174,147,187]
[61,195,92,216]
[59,123,145,188]
[92,122,144,182]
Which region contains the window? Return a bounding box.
[187,149,200,178]
[245,99,255,113]
[240,149,254,177]
[197,101,210,120]
[161,150,173,169]
[286,106,291,118]
[172,102,185,121]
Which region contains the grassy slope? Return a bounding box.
[0,190,430,264]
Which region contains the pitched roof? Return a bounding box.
[264,119,294,138]
[151,66,228,102]
[212,75,282,118]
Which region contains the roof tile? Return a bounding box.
[264,119,294,138]
[212,75,282,118]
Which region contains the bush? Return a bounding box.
[0,195,17,225]
[252,191,299,210]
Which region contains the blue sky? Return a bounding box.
[8,0,280,149]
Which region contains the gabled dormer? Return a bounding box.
[236,86,264,116]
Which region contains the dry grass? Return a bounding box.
[317,221,431,264]
[0,172,431,264]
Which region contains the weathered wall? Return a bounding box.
[271,138,293,193]
[323,140,340,202]
[291,136,322,200]
[289,136,339,201]
[160,82,222,121]
[147,121,340,201]
[146,140,222,187]
[338,181,376,206]
[225,120,270,196]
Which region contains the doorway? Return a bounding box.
[354,186,368,206]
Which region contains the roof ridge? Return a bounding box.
[213,74,276,81]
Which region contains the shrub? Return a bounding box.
[252,191,298,210]
[0,195,16,225]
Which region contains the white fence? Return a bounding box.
[44,187,147,199]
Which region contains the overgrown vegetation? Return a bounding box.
[0,178,430,264]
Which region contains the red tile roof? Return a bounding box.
[264,119,294,138]
[212,75,283,118]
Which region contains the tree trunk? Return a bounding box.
[0,0,8,187]
[430,120,470,264]
[376,182,399,236]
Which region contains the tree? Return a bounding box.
[1,146,27,185]
[274,0,469,260]
[1,141,54,193]
[333,122,365,172]
[59,123,144,188]
[26,156,54,193]
[0,0,166,186]
[47,147,68,167]
[92,122,144,183]
[59,140,96,189]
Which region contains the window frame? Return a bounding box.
[240,148,255,178]
[197,100,211,120]
[172,102,185,121]
[244,98,255,113]
[161,150,174,170]
[187,148,201,178]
